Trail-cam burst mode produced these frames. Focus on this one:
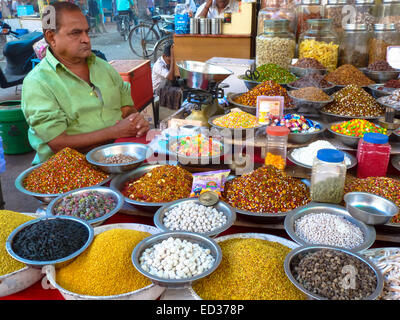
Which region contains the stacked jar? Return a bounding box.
[310,148,347,204]
[324,0,349,37]
[265,126,290,171]
[354,0,378,31]
[296,0,324,40]
[368,23,400,64]
[378,0,400,30]
[339,23,371,67]
[256,19,296,69]
[257,0,296,35]
[298,19,340,72]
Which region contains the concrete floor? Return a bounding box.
[1,24,175,213]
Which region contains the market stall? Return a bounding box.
[3,0,400,302]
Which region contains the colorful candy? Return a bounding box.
[169,134,223,157]
[212,111,259,129]
[264,153,286,170]
[331,119,387,137]
[267,114,321,134]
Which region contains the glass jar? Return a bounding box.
[339,23,371,67]
[265,126,289,170]
[298,19,340,72]
[378,0,400,30]
[296,0,324,40]
[310,148,347,204]
[355,0,378,31]
[256,19,296,69]
[257,0,296,35]
[368,23,400,63]
[324,0,349,36]
[356,132,391,178]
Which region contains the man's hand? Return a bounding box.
[113,113,150,138]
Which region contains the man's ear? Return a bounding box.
[44,29,56,48]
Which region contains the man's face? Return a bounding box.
[216,0,229,9]
[163,54,171,66]
[46,10,92,61]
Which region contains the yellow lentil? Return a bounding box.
[0,210,35,276]
[56,228,152,296]
[192,238,306,300]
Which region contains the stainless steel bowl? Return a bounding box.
[6,216,94,269]
[15,164,112,204]
[208,113,264,132]
[153,198,236,238]
[288,121,326,145]
[237,75,261,91]
[177,60,233,91]
[376,96,400,111]
[391,155,400,172]
[287,91,333,111]
[287,148,358,170]
[367,84,395,99]
[131,231,222,288]
[360,67,400,83]
[289,65,327,78]
[46,186,125,227]
[86,142,151,174]
[110,164,186,213]
[344,192,399,225]
[319,109,382,124]
[284,203,376,252]
[284,245,384,300]
[327,121,362,148]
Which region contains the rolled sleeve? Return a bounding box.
[21,77,68,143]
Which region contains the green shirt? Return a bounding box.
[21,49,134,165]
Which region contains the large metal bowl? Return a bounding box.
[237,75,261,91]
[376,96,400,111]
[319,109,383,124]
[43,223,165,300]
[208,113,264,132]
[45,186,125,227]
[360,67,400,83]
[110,164,189,213]
[287,121,326,145]
[287,148,358,170]
[86,142,151,174]
[344,192,399,225]
[132,231,222,289]
[153,198,236,238]
[284,245,384,300]
[6,216,94,269]
[15,164,112,204]
[0,212,44,297]
[289,65,327,78]
[287,90,333,111]
[368,84,396,99]
[177,60,233,91]
[284,203,376,252]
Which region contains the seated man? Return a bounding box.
[151,42,175,95]
[195,0,238,18]
[21,2,150,164]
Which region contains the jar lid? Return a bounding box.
[344,23,367,31]
[264,19,290,27]
[266,126,290,136]
[301,0,321,4]
[363,132,389,144]
[316,149,345,163]
[382,0,400,3]
[327,0,347,4]
[198,191,219,206]
[355,0,375,4]
[373,23,396,31]
[307,18,332,25]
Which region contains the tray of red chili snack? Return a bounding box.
[110,164,193,212]
[15,147,111,204]
[221,165,311,223]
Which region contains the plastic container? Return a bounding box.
[339,23,371,67]
[378,0,400,30]
[296,0,324,40]
[257,0,296,35]
[355,0,378,31]
[256,19,296,69]
[310,148,346,204]
[324,0,348,36]
[298,18,340,72]
[17,5,34,17]
[174,4,190,34]
[356,132,391,178]
[0,100,33,155]
[265,126,290,170]
[0,137,5,173]
[368,23,400,64]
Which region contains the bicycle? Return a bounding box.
[116,11,131,41]
[128,13,174,59]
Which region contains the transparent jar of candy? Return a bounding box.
[339,23,371,67]
[378,0,400,30]
[310,148,347,204]
[324,0,349,36]
[296,0,324,39]
[257,0,296,35]
[265,126,289,170]
[368,23,400,64]
[354,0,378,31]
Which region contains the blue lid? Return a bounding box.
[316,148,345,163]
[363,132,388,144]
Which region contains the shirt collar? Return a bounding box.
[212,0,232,11]
[45,47,96,71]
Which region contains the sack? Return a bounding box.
[33,38,48,60]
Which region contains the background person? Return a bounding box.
[195,0,238,18]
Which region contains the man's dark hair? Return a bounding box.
[163,42,173,57]
[42,2,82,33]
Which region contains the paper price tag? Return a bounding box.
[256,96,284,125]
[387,46,400,69]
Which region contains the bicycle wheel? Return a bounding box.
[129,23,160,59]
[153,35,173,63]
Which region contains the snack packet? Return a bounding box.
[190,169,230,198]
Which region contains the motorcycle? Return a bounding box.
[116,11,131,41]
[0,20,43,89]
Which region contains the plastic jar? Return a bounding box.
[356,132,391,178]
[324,0,349,36]
[298,19,340,72]
[296,0,324,40]
[256,19,296,69]
[378,0,400,30]
[257,0,296,35]
[355,0,378,31]
[265,126,290,170]
[339,23,371,67]
[310,148,346,204]
[368,23,400,63]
